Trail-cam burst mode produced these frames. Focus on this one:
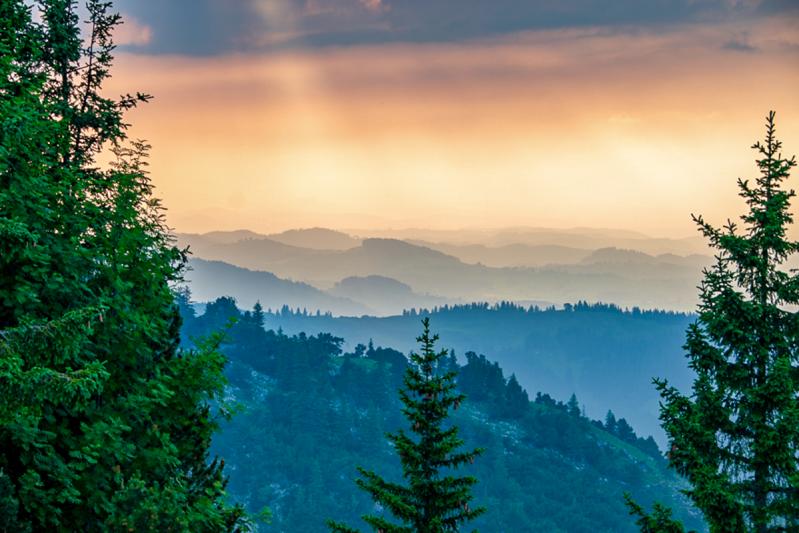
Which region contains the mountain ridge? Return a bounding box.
[185,258,374,316]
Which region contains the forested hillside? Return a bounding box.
[180,296,705,532]
[255,302,695,446]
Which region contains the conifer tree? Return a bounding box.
[504,374,529,419]
[0,1,246,529]
[567,393,581,418]
[328,318,485,532]
[628,112,799,532]
[625,496,687,533]
[253,301,266,328]
[605,410,617,434]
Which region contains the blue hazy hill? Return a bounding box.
[260,302,694,446]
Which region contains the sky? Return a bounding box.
[105,0,799,237]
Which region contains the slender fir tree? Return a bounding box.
[628,112,799,532]
[328,318,485,532]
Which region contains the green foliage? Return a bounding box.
[328,318,486,532]
[0,308,109,423]
[628,112,799,532]
[625,494,689,533]
[0,1,245,529]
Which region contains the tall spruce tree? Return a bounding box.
[628,112,799,532]
[0,1,246,529]
[328,318,485,532]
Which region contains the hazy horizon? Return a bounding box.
[178,223,703,241]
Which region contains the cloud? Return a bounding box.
[756,0,799,15]
[105,13,799,236]
[113,0,265,55]
[112,0,798,55]
[114,14,152,46]
[359,0,387,14]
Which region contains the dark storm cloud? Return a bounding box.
[114,0,263,55]
[757,0,799,15]
[113,0,793,55]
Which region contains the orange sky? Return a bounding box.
[109,14,799,237]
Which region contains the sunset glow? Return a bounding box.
[108,3,799,236]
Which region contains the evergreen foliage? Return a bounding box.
[625,495,687,533]
[567,393,581,418]
[0,1,245,529]
[628,112,799,532]
[328,318,485,532]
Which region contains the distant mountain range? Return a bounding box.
[177,228,713,314]
[177,228,714,447]
[346,226,709,256]
[412,241,593,267]
[185,258,372,316]
[329,275,454,316]
[267,227,361,250]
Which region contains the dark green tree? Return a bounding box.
[629,112,799,532]
[567,393,581,418]
[252,301,266,328]
[625,495,687,533]
[504,374,529,419]
[328,318,485,532]
[615,418,635,444]
[0,1,246,529]
[605,410,617,434]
